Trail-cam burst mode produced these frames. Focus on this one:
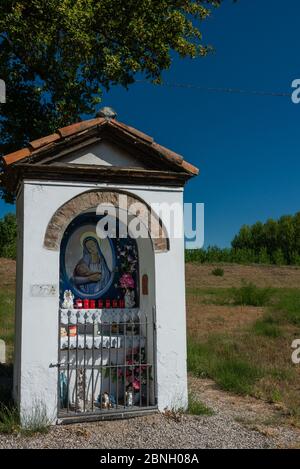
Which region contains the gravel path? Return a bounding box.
[0,412,272,449]
[1,377,299,449]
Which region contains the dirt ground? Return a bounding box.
[0,375,299,449]
[186,263,300,289]
[0,258,16,291]
[188,376,300,449]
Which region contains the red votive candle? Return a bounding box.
[98,299,104,309]
[112,299,118,308]
[118,299,125,308]
[69,325,77,337]
[83,299,89,309]
[75,299,83,309]
[90,299,96,309]
[105,299,111,309]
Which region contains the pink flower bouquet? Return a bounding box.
[119,273,135,289]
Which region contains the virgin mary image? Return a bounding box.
[72,235,111,295]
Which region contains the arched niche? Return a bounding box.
[58,206,157,411]
[43,189,169,253]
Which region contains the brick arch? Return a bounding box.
[44,189,169,252]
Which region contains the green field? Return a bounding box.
[186,267,300,426]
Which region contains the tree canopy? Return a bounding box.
[186,213,300,266]
[231,213,300,265]
[0,0,221,160]
[0,212,17,259]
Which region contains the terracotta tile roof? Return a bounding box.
[57,118,105,138]
[1,117,199,176]
[29,133,60,150]
[3,148,31,166]
[111,119,153,144]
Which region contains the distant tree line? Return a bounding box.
[186,213,300,266]
[1,212,300,265]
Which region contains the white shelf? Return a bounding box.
[60,334,146,350]
[60,308,144,325]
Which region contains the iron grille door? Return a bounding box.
[57,307,157,421]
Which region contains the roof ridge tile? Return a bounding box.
[29,133,61,151]
[58,117,105,138]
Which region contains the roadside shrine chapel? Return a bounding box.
[1,107,198,423]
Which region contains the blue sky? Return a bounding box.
[1,0,300,247]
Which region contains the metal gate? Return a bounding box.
[57,306,157,422]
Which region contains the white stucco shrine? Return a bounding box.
[1,108,198,424]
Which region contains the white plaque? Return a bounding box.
[30,284,58,297]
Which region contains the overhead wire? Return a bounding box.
[136,79,291,98]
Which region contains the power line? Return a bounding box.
[136,79,291,98]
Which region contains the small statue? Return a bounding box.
[62,290,74,309]
[60,327,67,337]
[126,318,137,335]
[126,389,133,406]
[111,322,119,334]
[101,392,112,409]
[110,394,116,407]
[124,289,135,308]
[76,368,85,412]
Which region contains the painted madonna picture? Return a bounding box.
[73,235,111,295]
[60,213,139,306]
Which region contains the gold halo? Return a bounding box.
[80,231,101,247]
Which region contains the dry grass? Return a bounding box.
[0,259,15,363]
[186,263,300,424]
[0,259,15,293]
[187,304,264,339]
[186,263,300,289]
